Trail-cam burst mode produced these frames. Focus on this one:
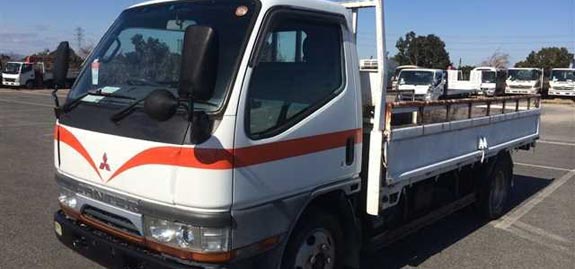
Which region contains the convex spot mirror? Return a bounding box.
[53,41,70,89]
[144,89,179,122]
[178,25,219,102]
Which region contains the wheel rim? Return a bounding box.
[294,228,335,269]
[490,170,507,213]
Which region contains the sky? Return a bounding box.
[0,0,573,66]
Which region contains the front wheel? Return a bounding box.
[281,209,344,269]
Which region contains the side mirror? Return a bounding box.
[178,26,219,101]
[144,90,179,122]
[53,41,70,89]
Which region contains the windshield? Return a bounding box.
[69,0,257,111]
[551,70,575,82]
[481,71,496,83]
[399,71,434,86]
[508,69,540,81]
[3,63,21,74]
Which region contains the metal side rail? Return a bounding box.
[384,95,541,186]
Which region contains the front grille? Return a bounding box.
[82,205,141,236]
[510,85,532,89]
[3,78,16,82]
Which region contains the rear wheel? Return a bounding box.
[477,154,512,219]
[281,209,343,269]
[25,80,34,89]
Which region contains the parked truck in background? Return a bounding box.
[446,69,480,97]
[396,68,446,101]
[51,1,541,269]
[548,68,575,97]
[473,67,506,96]
[505,67,544,95]
[390,65,420,90]
[1,57,78,89]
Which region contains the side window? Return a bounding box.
[22,64,33,73]
[246,14,343,138]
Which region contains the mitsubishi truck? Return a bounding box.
[548,68,575,97]
[50,1,541,269]
[396,68,446,101]
[505,67,544,95]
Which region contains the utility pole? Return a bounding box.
[75,27,85,51]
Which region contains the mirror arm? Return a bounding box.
[52,84,62,119]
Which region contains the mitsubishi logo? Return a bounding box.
[99,153,111,171]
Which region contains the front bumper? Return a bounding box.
[548,89,575,96]
[55,210,269,269]
[505,88,538,95]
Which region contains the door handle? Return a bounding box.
[345,137,355,166]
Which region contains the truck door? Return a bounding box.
[233,9,361,208]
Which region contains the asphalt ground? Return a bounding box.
[0,88,573,269]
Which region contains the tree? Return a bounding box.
[515,47,574,71]
[393,31,451,69]
[0,54,11,68]
[459,65,476,80]
[480,51,510,69]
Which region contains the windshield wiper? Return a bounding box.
[62,89,136,113]
[110,97,146,123]
[111,97,218,123]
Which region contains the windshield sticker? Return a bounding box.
[82,95,105,103]
[91,59,100,85]
[101,86,121,94]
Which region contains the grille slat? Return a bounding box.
[83,206,141,236]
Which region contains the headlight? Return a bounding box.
[144,216,230,253]
[58,187,77,209]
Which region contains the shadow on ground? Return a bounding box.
[361,174,553,269]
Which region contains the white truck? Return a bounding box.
[446,69,480,96]
[51,1,541,269]
[1,59,78,89]
[390,65,420,90]
[506,67,544,95]
[2,61,39,88]
[473,67,506,96]
[548,68,575,97]
[396,68,446,101]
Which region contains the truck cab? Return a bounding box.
[505,67,543,95]
[473,67,506,96]
[548,68,575,97]
[396,68,446,100]
[51,1,540,269]
[2,61,40,88]
[390,65,420,90]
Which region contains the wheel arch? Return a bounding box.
[282,182,362,269]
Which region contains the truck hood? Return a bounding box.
[55,124,233,210]
[398,84,431,95]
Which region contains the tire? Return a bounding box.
[25,80,34,89]
[477,154,513,220]
[281,208,344,269]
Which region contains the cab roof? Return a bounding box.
[129,0,348,15]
